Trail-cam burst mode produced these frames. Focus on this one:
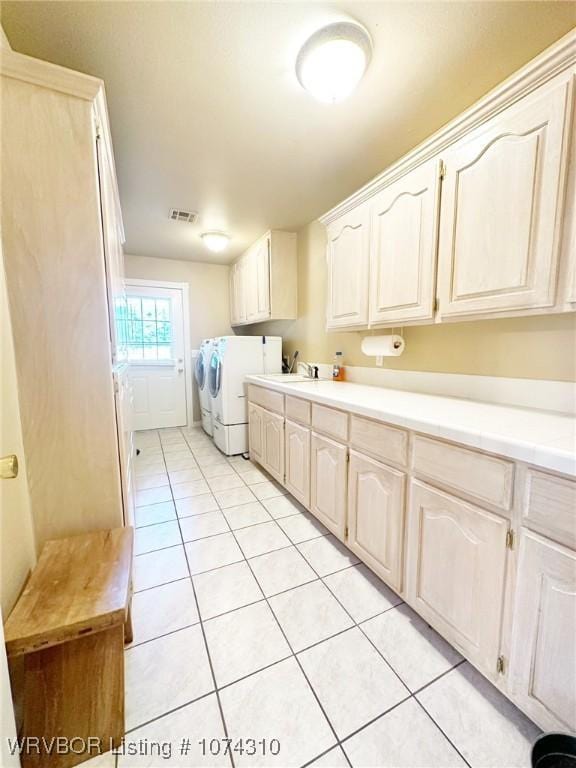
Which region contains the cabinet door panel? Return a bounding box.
[262,409,284,483]
[245,247,260,322]
[370,159,440,325]
[438,77,571,317]
[406,481,508,675]
[285,420,310,508]
[235,259,247,324]
[510,530,576,732]
[248,403,264,465]
[348,451,405,591]
[255,236,271,320]
[310,432,347,539]
[326,204,370,329]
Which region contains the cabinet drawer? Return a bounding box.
[311,403,348,442]
[524,469,576,549]
[412,435,514,511]
[247,385,284,415]
[285,396,311,425]
[349,415,408,467]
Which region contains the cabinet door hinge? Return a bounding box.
[345,526,349,539]
[506,529,515,550]
[433,297,440,313]
[496,655,506,675]
[439,160,446,180]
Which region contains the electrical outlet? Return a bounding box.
[376,355,383,367]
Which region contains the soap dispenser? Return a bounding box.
[332,351,345,382]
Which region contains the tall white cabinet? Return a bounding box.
[320,32,576,329]
[1,49,133,545]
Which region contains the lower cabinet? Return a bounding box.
[284,419,311,508]
[261,408,285,483]
[347,451,405,591]
[247,388,576,733]
[509,530,576,732]
[310,432,347,540]
[406,480,509,676]
[248,403,265,464]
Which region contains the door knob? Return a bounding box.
[0,454,18,479]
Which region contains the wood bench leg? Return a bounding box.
[124,601,133,645]
[20,625,124,768]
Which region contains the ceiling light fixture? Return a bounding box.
[201,231,230,253]
[296,21,372,104]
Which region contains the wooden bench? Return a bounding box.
[4,527,133,768]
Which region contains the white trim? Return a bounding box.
[0,48,102,101]
[126,279,193,427]
[319,29,576,225]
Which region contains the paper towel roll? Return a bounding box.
[361,335,405,357]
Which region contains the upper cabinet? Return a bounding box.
[230,230,297,326]
[370,158,440,326]
[319,33,576,331]
[326,203,370,329]
[437,77,572,319]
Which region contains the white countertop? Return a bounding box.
[246,375,576,476]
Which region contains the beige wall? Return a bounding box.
[248,221,576,382]
[124,254,233,349]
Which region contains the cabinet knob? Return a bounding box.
[0,454,19,480]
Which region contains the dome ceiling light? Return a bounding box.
[295,21,372,104]
[201,231,230,253]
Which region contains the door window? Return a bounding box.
[208,352,221,397]
[195,354,206,388]
[119,296,174,362]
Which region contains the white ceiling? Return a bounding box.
[2,2,574,264]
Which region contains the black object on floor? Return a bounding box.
[532,734,576,768]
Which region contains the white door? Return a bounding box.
[126,284,187,430]
[310,432,347,540]
[406,481,508,677]
[326,203,370,329]
[509,530,576,732]
[369,158,440,326]
[347,451,406,591]
[437,76,571,318]
[285,419,311,508]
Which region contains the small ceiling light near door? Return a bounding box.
[201,231,230,253]
[296,21,372,104]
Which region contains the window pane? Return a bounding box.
[143,345,157,360]
[142,322,157,344]
[156,321,171,343]
[128,345,143,360]
[127,297,142,320]
[130,321,144,344]
[142,299,156,321]
[155,299,170,321]
[157,344,171,360]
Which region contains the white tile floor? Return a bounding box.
[87,426,540,768]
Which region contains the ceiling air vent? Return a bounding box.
[169,208,198,224]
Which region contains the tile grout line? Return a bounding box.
[165,428,236,768]
[181,430,352,765]
[136,429,470,767]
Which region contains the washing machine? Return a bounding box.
[208,336,282,455]
[195,338,215,435]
